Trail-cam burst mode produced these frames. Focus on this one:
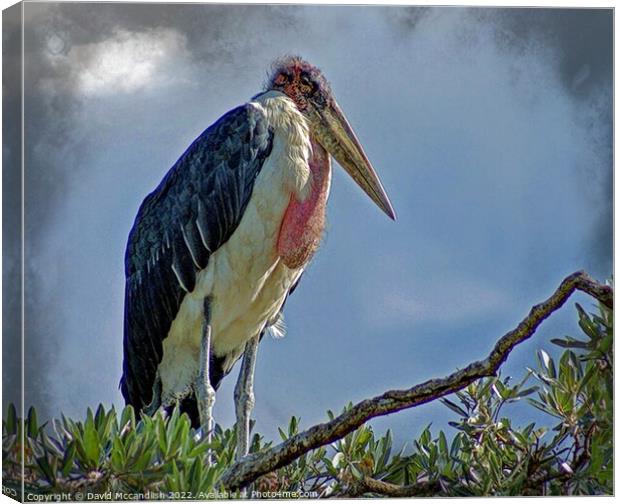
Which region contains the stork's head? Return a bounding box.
[267,56,396,220]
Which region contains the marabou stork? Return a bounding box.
[120,56,395,459]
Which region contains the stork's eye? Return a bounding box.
[299,75,314,94]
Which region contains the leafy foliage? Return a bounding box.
[2,301,612,498]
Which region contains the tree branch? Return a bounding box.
[345,476,442,497]
[220,271,612,490]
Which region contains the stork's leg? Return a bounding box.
[143,374,162,417]
[196,322,216,461]
[234,334,260,461]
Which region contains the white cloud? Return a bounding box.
[44,28,191,97]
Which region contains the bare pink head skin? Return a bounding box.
[267,56,334,113]
[267,56,396,222]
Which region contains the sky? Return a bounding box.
[2,3,613,446]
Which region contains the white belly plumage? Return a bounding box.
[157,92,318,405]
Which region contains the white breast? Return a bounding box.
[157,92,313,405]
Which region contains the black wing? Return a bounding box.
[120,104,273,412]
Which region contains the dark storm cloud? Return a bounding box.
[479,9,612,100]
[388,8,612,99]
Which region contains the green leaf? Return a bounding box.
[420,424,432,445]
[36,455,56,484]
[357,429,372,449]
[120,405,136,431]
[157,416,168,454]
[188,456,203,490]
[83,413,101,467]
[441,398,468,417]
[27,407,38,438]
[550,337,589,349]
[450,433,463,458]
[438,431,448,457]
[492,380,506,400]
[323,457,338,477]
[94,404,106,430]
[514,386,539,399]
[6,404,17,435]
[133,444,154,472]
[61,441,76,477]
[600,333,612,353]
[350,463,363,480]
[288,416,299,437]
[538,349,556,378]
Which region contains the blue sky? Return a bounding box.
[4,4,612,445]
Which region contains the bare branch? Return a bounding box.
[220,271,612,490]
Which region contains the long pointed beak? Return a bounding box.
[310,100,396,220]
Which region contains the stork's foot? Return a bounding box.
[196,323,216,463]
[234,334,260,462]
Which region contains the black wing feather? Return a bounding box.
[120,104,273,412]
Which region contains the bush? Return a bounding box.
[2,300,612,498]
